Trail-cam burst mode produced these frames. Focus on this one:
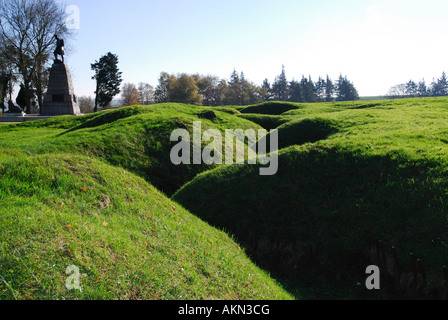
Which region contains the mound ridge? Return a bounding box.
[0,153,293,300]
[240,102,302,115]
[173,145,448,299]
[2,104,263,196]
[4,97,448,300]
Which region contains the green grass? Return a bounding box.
[173,97,448,299]
[239,102,302,115]
[237,114,291,130]
[0,104,261,196]
[0,104,293,300]
[4,97,448,300]
[0,154,292,300]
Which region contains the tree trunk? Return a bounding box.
[94,81,99,113]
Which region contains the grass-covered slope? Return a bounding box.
[0,104,261,196]
[239,102,301,115]
[0,153,292,300]
[4,98,448,300]
[173,97,448,299]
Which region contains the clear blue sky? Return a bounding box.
[60,0,448,98]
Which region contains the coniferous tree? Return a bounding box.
[301,76,317,102]
[325,75,335,102]
[262,78,272,101]
[239,72,250,105]
[417,80,428,97]
[288,79,304,102]
[224,69,242,105]
[271,65,289,101]
[315,76,326,102]
[336,75,359,101]
[438,72,448,96]
[91,52,123,112]
[406,80,418,97]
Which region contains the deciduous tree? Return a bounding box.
[167,73,202,105]
[154,72,171,103]
[0,0,71,113]
[121,83,140,106]
[78,96,94,114]
[137,82,154,105]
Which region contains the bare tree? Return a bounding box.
[0,0,72,113]
[137,82,154,105]
[388,84,407,99]
[78,96,94,114]
[121,83,140,106]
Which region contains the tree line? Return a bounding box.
[148,66,359,107]
[115,66,360,109]
[388,72,448,99]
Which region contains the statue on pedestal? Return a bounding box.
[7,100,23,113]
[54,35,65,63]
[41,35,80,116]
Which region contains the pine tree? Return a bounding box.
[325,75,335,102]
[262,79,272,101]
[288,80,304,102]
[271,65,289,101]
[405,80,418,97]
[301,76,317,102]
[315,76,326,102]
[224,69,242,105]
[336,75,359,101]
[239,72,250,105]
[417,80,428,97]
[438,72,448,96]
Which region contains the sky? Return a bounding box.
[59,0,448,98]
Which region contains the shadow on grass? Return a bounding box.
[173,146,448,299]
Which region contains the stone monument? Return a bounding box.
[41,35,81,116]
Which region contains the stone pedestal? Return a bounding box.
[41,60,81,116]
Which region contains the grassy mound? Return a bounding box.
[4,97,448,300]
[239,102,301,115]
[267,118,341,150]
[0,104,262,196]
[237,114,291,130]
[173,97,448,299]
[0,153,292,300]
[173,146,448,299]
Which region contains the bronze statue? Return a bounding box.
[54,35,65,63]
[7,100,23,113]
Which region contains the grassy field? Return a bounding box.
[174,97,448,299]
[2,97,448,300]
[0,104,291,300]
